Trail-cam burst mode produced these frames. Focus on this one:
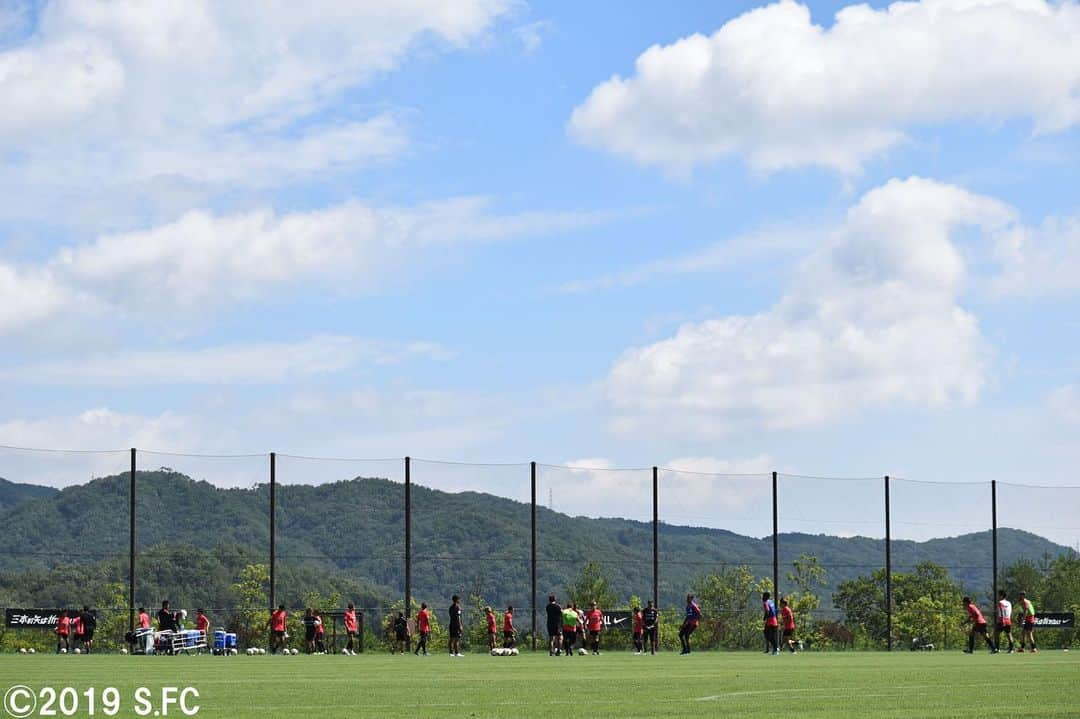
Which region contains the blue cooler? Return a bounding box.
[225,633,237,649]
[213,630,226,650]
[183,630,200,648]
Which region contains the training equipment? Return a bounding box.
[246,648,253,655]
[73,648,81,654]
[60,648,67,654]
[120,648,128,655]
[511,648,519,656]
[19,648,27,653]
[230,648,238,655]
[578,647,587,655]
[292,648,300,655]
[28,648,35,654]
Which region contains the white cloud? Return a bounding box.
[0,197,614,337]
[0,0,511,220]
[569,0,1080,176]
[0,335,452,387]
[606,177,1014,436]
[514,19,555,54]
[1048,385,1080,423]
[991,215,1080,298]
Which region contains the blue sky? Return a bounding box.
[1,0,1078,547]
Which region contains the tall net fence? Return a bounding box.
[275,454,403,651]
[0,446,131,648]
[657,469,773,650]
[777,474,884,650]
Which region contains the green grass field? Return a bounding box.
[2,650,1078,718]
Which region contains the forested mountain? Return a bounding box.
[0,477,57,512]
[0,471,1071,611]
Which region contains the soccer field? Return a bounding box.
[2,651,1078,718]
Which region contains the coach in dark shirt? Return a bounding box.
[157,600,176,631]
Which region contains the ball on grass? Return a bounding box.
[60,648,67,654]
[120,648,128,655]
[578,647,587,655]
[73,648,81,654]
[27,648,35,654]
[18,648,27,654]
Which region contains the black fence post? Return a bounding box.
[772,470,779,649]
[992,479,998,604]
[885,475,892,651]
[531,461,537,651]
[129,447,136,632]
[404,456,412,652]
[269,452,276,612]
[652,466,659,608]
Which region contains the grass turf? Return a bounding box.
[2,650,1077,718]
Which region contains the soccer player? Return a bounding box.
[562,602,580,657]
[137,607,152,654]
[994,590,1014,653]
[55,609,70,654]
[195,609,210,640]
[586,601,603,655]
[642,600,659,655]
[546,595,563,656]
[79,606,96,654]
[503,606,516,648]
[344,603,359,655]
[268,604,287,655]
[780,598,797,653]
[314,610,327,653]
[485,606,498,651]
[414,602,431,656]
[679,594,701,655]
[632,606,644,655]
[70,610,83,653]
[158,600,176,632]
[762,592,779,655]
[303,607,317,654]
[963,597,996,654]
[448,595,463,657]
[1017,591,1037,653]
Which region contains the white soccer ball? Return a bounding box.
[230,648,238,655]
[18,648,27,654]
[60,648,67,654]
[511,648,519,656]
[120,648,128,655]
[28,648,35,654]
[73,648,81,654]
[578,647,587,655]
[292,648,300,655]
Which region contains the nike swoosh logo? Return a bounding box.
[612,618,627,625]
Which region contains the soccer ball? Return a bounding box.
[60,648,67,654]
[27,648,35,654]
[292,648,300,655]
[245,648,252,655]
[510,648,519,656]
[230,648,238,655]
[18,648,26,653]
[578,647,587,655]
[73,648,81,654]
[120,648,128,655]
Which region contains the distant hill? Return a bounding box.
[0,477,58,512]
[0,471,1071,611]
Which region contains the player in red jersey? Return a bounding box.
[586,601,604,655]
[485,606,498,651]
[267,604,287,654]
[55,610,70,653]
[780,598,797,653]
[414,602,431,656]
[344,603,359,655]
[502,606,516,648]
[762,592,779,655]
[70,611,83,653]
[632,606,644,655]
[679,594,702,655]
[963,597,996,654]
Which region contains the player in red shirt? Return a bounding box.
[762,592,779,655]
[485,606,498,651]
[414,603,431,656]
[314,610,327,653]
[632,606,644,655]
[267,604,287,655]
[70,612,83,653]
[502,606,516,648]
[55,610,70,653]
[344,603,359,655]
[586,601,604,655]
[963,597,996,654]
[780,598,797,653]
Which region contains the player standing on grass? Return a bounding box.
[485,606,498,651]
[1017,591,1037,652]
[392,612,408,654]
[562,603,581,657]
[56,610,70,653]
[344,603,358,655]
[79,606,96,654]
[994,591,1014,653]
[414,602,431,656]
[71,611,83,653]
[762,592,779,655]
[780,598,797,653]
[642,600,659,655]
[268,604,287,654]
[303,608,317,654]
[503,606,516,648]
[448,595,463,657]
[679,594,701,655]
[546,595,563,656]
[963,597,996,654]
[632,607,644,655]
[586,601,604,655]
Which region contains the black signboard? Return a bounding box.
[601,610,633,632]
[5,608,63,629]
[1033,613,1074,628]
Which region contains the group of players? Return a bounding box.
[52,606,98,654]
[266,602,362,655]
[964,590,1039,654]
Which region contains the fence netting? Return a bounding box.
[0,446,131,648]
